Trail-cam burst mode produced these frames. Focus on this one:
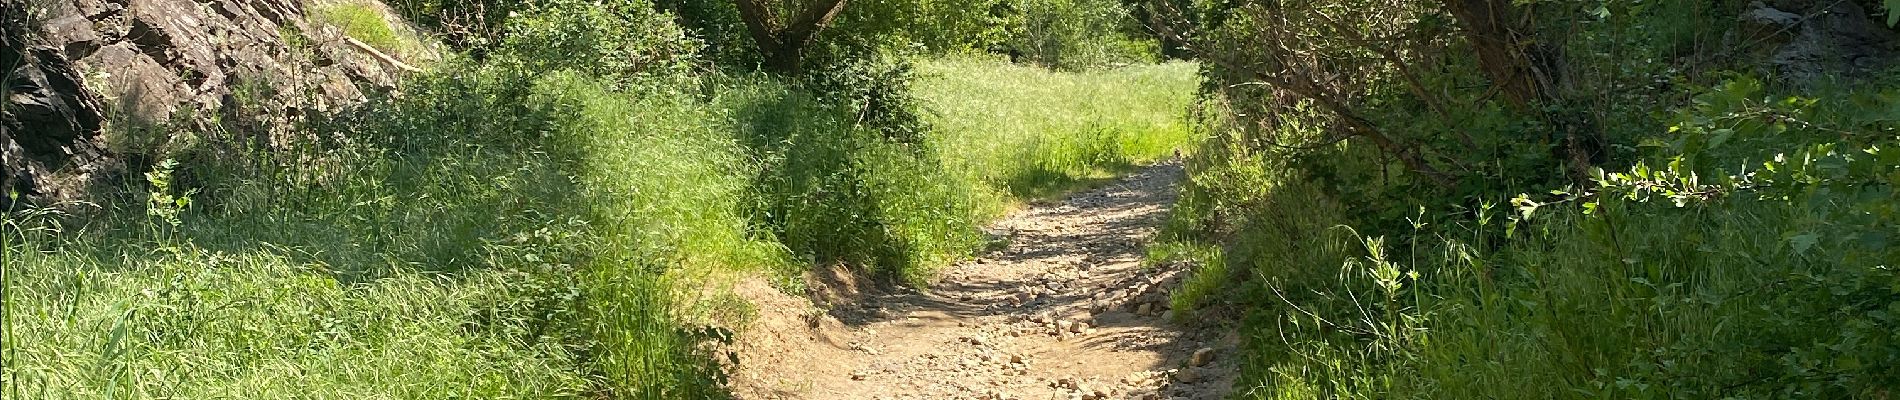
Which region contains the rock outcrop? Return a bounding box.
[1738,0,1900,84]
[3,0,422,209]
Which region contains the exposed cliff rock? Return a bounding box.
[1738,0,1900,84]
[3,0,426,210]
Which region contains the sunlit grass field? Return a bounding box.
[917,57,1199,217]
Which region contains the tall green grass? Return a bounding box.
[314,1,410,54]
[915,57,1198,216]
[0,62,740,398]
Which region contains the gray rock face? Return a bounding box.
[3,0,416,208]
[1739,0,1900,84]
[3,43,111,209]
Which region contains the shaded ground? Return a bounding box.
[728,162,1236,400]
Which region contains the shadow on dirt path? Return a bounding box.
[728,162,1237,400]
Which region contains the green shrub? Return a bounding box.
[500,0,703,86]
[1172,74,1900,399]
[379,0,523,52]
[725,78,981,283]
[1004,0,1157,70]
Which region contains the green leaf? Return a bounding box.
[1708,128,1735,148]
[1888,0,1900,26]
[1790,233,1820,254]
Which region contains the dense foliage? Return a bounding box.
[18,0,1888,397]
[1152,0,1900,398]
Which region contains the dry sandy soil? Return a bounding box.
[726,162,1235,400]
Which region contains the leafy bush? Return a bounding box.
[1003,0,1157,70]
[499,0,703,86]
[1167,70,1900,398]
[657,0,1154,72]
[725,77,980,283]
[1149,0,1900,397]
[829,0,1013,54]
[380,0,524,53]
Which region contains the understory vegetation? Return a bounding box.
[12,0,1893,397]
[1150,0,1900,398]
[2,0,1191,397]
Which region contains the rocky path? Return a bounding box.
[729,162,1234,400]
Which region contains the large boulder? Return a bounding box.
[3,0,425,209]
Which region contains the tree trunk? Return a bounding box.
[1440,0,1605,177]
[732,0,849,75]
[1441,0,1553,109]
[761,43,804,75]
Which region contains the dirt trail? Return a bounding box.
[729,162,1235,400]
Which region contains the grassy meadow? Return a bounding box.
[917,58,1198,216]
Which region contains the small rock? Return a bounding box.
[1136,303,1153,315]
[964,335,989,346]
[1189,348,1216,367]
[1175,368,1200,383]
[1069,321,1088,334]
[1056,320,1075,333]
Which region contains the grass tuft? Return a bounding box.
[315,1,407,55]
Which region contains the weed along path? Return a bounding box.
[728,162,1236,400]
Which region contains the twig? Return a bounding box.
[343,36,422,73]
